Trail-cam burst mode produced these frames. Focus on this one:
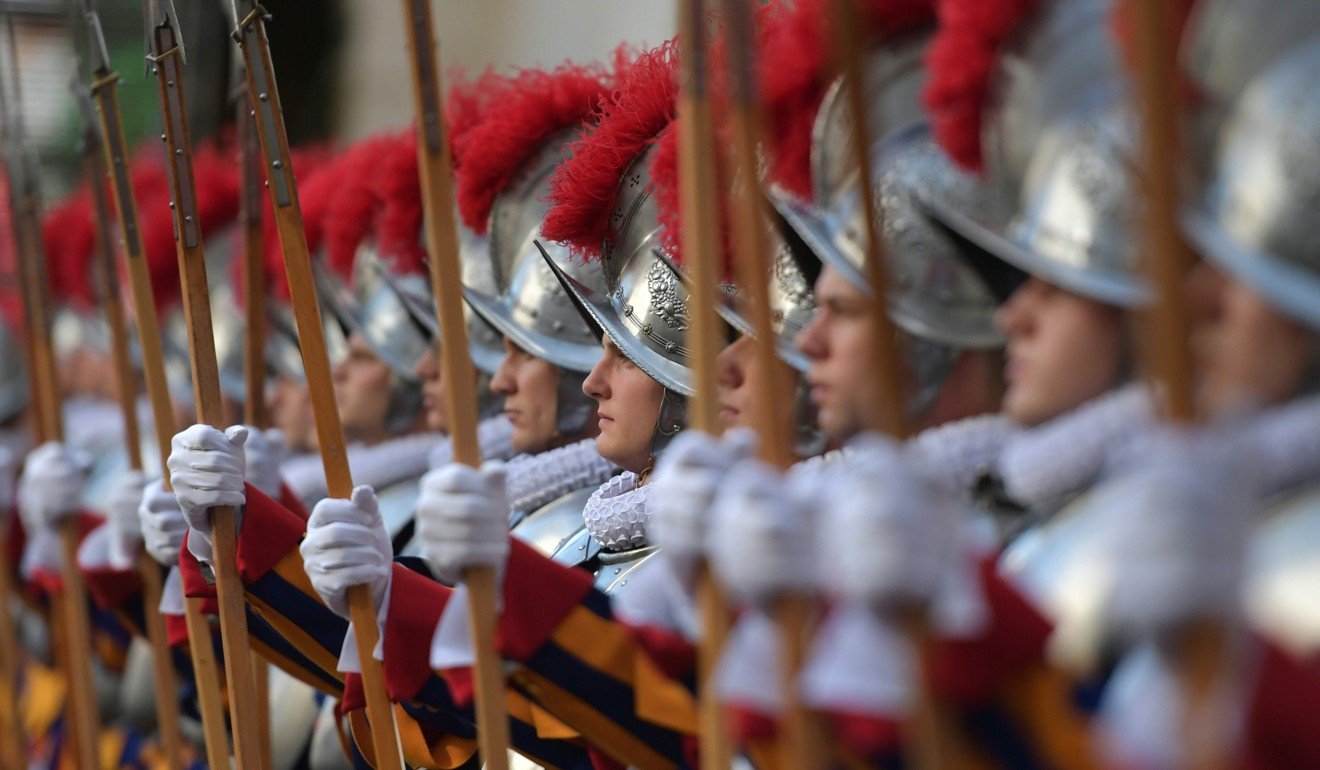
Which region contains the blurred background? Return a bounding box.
[0,0,675,196]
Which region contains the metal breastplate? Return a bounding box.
[375,475,422,544]
[996,486,1112,673]
[510,485,596,558]
[594,547,660,596]
[1244,482,1320,658]
[547,520,660,597]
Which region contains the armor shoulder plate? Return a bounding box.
[511,484,596,558]
[594,546,660,596]
[996,486,1113,673]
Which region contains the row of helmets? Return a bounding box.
[8,0,1319,446]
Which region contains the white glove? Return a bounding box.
[708,459,815,606]
[416,461,510,584]
[650,428,757,584]
[300,485,392,619]
[104,470,147,570]
[823,434,964,609]
[167,424,249,532]
[241,427,288,499]
[139,479,189,567]
[18,442,86,531]
[1096,430,1251,638]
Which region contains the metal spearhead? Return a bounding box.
[143,0,186,76]
[69,71,102,149]
[84,8,113,76]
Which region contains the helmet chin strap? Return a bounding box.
[792,376,828,458]
[646,388,688,476]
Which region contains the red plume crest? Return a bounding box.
[542,41,680,261]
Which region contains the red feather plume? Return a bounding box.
[41,187,97,310]
[923,0,1036,173]
[372,69,513,276]
[132,153,184,314]
[454,59,616,235]
[252,142,335,303]
[322,133,401,284]
[542,41,680,261]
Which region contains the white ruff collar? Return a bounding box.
[506,438,618,513]
[998,384,1154,506]
[583,471,652,552]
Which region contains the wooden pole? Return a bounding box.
[1128,4,1224,770]
[229,4,406,768]
[719,4,819,769]
[675,2,740,769]
[146,12,266,770]
[84,140,187,770]
[235,48,274,770]
[0,20,102,765]
[825,2,960,769]
[398,2,510,766]
[82,12,233,762]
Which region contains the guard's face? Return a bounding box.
[1188,262,1315,417]
[716,333,798,435]
[414,346,451,434]
[995,277,1124,427]
[491,337,564,454]
[796,266,877,444]
[583,338,665,474]
[270,375,316,453]
[331,332,394,444]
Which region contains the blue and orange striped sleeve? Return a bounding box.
[431,539,698,770]
[370,563,593,770]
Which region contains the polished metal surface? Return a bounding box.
[1184,38,1320,332]
[541,145,695,396]
[463,133,604,374]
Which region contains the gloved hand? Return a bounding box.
[18,442,87,531]
[167,424,249,533]
[416,461,510,584]
[650,428,757,584]
[241,427,287,500]
[300,485,392,619]
[1095,429,1251,638]
[104,470,147,570]
[822,434,965,610]
[138,479,188,567]
[708,458,815,606]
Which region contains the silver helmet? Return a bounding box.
[157,284,248,408]
[0,320,29,423]
[376,224,505,377]
[770,30,1007,349]
[461,133,603,375]
[918,0,1152,309]
[1181,0,1320,154]
[1183,37,1320,333]
[51,308,111,361]
[313,245,431,384]
[312,246,424,433]
[542,145,692,454]
[461,132,604,438]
